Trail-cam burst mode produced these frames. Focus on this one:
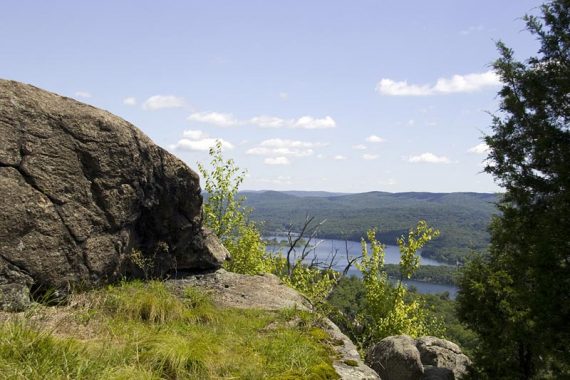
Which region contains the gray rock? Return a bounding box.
[366,335,424,380]
[416,336,471,379]
[0,79,229,309]
[168,269,310,311]
[421,366,454,380]
[365,335,472,380]
[323,318,380,379]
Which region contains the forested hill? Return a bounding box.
[241,190,500,264]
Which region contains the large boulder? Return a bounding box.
[366,335,471,380]
[416,337,471,379]
[365,335,424,380]
[0,79,229,310]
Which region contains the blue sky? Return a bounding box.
[1,0,544,193]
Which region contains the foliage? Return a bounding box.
[327,275,477,356]
[355,222,444,345]
[458,2,570,378]
[383,264,458,285]
[276,257,339,304]
[198,141,270,275]
[0,282,338,379]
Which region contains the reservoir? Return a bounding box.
[266,236,458,299]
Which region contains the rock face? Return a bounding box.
[0,79,229,310]
[366,335,424,380]
[366,335,471,380]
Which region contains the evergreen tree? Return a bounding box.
[457,1,570,378]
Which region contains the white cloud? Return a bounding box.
[249,116,287,128]
[75,91,92,98]
[352,144,367,150]
[170,138,234,152]
[143,95,185,110]
[333,155,347,160]
[170,130,233,152]
[260,139,325,149]
[123,97,137,106]
[187,112,240,127]
[182,129,207,140]
[249,115,336,129]
[264,157,290,165]
[279,92,289,100]
[246,139,326,158]
[292,116,336,129]
[376,70,501,96]
[408,152,451,164]
[185,111,337,130]
[468,143,490,155]
[362,154,379,160]
[366,135,385,143]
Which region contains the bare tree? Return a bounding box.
[283,214,361,291]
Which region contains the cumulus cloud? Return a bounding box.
[366,135,385,143]
[249,115,336,129]
[408,152,450,164]
[292,116,336,129]
[185,111,336,129]
[376,70,501,96]
[182,129,207,140]
[123,97,137,106]
[468,143,490,155]
[75,91,92,98]
[352,144,367,150]
[169,129,233,152]
[249,116,287,128]
[246,139,326,158]
[143,95,185,110]
[362,154,379,160]
[187,112,240,127]
[264,157,290,165]
[333,155,347,160]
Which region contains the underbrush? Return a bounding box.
[0,281,338,379]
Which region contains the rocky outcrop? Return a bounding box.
[366,335,471,380]
[366,335,424,380]
[416,337,471,379]
[0,79,229,310]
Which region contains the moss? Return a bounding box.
[343,359,359,367]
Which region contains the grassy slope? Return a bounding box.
[242,191,499,264]
[0,281,338,380]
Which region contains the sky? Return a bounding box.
[0,0,545,193]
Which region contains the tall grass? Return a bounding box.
[0,281,338,379]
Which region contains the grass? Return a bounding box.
[0,280,339,379]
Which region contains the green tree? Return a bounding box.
[457,2,570,378]
[357,221,443,344]
[198,141,269,274]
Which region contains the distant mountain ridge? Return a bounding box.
[241,190,500,264]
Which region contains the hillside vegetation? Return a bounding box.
[242,190,499,264]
